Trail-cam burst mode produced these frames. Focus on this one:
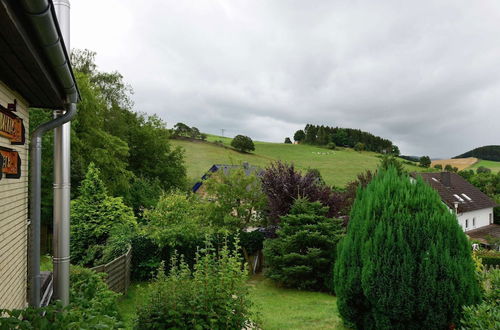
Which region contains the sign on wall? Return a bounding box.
[0,100,25,145]
[0,147,21,179]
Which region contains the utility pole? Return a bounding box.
[221,128,225,137]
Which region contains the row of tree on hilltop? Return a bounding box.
[292,124,399,154]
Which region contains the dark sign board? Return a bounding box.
[0,102,25,145]
[0,147,21,178]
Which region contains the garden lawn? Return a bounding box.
[249,275,346,330]
[172,134,423,187]
[117,282,149,329]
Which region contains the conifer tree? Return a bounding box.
[334,167,481,330]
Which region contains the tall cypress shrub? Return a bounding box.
[334,168,481,330]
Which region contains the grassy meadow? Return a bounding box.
[171,134,423,187]
[470,159,500,173]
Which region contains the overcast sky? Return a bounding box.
[71,0,500,158]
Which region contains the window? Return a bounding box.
[472,217,475,227]
[432,177,439,182]
[453,194,465,202]
[465,219,468,229]
[491,213,493,224]
[461,193,472,201]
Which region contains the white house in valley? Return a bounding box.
[411,172,497,237]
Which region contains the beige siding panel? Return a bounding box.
[0,81,29,310]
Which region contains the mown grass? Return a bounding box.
[116,282,149,329]
[469,159,500,173]
[249,275,346,330]
[117,277,346,330]
[172,134,423,187]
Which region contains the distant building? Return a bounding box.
[192,163,262,194]
[411,172,498,241]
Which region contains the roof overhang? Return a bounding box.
[0,0,78,109]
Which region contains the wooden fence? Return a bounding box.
[91,246,131,294]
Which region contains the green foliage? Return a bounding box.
[327,142,336,150]
[354,142,365,151]
[445,164,454,171]
[294,129,305,142]
[231,134,255,153]
[204,168,267,231]
[135,238,256,329]
[461,268,500,329]
[379,155,405,175]
[334,168,481,330]
[71,163,137,267]
[264,199,344,291]
[419,155,431,167]
[476,165,492,174]
[455,145,500,162]
[0,266,121,329]
[434,164,443,170]
[284,137,292,144]
[125,176,163,216]
[477,250,500,267]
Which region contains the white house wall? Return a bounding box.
[0,81,29,310]
[456,207,494,232]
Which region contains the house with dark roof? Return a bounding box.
[410,172,497,236]
[192,162,262,193]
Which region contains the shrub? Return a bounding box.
[135,238,256,329]
[379,155,405,175]
[334,168,481,330]
[477,250,500,267]
[461,268,500,329]
[477,166,492,174]
[231,135,255,153]
[445,164,454,171]
[0,266,121,329]
[354,142,365,151]
[284,137,292,144]
[264,199,344,291]
[434,164,443,170]
[261,161,344,223]
[71,163,137,267]
[327,142,336,150]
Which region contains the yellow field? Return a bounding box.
[431,157,478,171]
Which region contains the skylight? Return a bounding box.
[461,193,472,201]
[431,178,439,182]
[453,194,465,202]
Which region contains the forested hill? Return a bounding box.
[454,145,500,161]
[293,124,398,154]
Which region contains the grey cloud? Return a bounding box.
[72,0,500,158]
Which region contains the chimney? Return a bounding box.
[440,172,451,187]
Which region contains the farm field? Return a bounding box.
[430,157,478,171]
[171,135,423,187]
[470,159,500,173]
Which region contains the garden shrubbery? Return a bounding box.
[264,199,343,291]
[70,163,137,267]
[334,167,481,329]
[0,266,121,329]
[135,239,256,329]
[461,267,500,329]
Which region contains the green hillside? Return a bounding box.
[455,145,500,161]
[171,135,423,187]
[470,159,500,173]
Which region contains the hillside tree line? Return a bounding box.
[293,124,399,154]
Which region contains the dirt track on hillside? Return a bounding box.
[431,157,478,171]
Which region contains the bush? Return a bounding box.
[477,166,492,174]
[461,268,500,329]
[445,164,454,171]
[327,142,336,150]
[231,135,255,153]
[0,266,121,329]
[284,137,292,144]
[354,142,365,151]
[264,199,344,291]
[261,161,344,223]
[334,167,481,330]
[71,163,137,267]
[419,155,431,168]
[434,164,443,170]
[379,155,405,175]
[135,238,256,329]
[477,250,500,267]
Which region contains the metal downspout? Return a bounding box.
[29,103,76,307]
